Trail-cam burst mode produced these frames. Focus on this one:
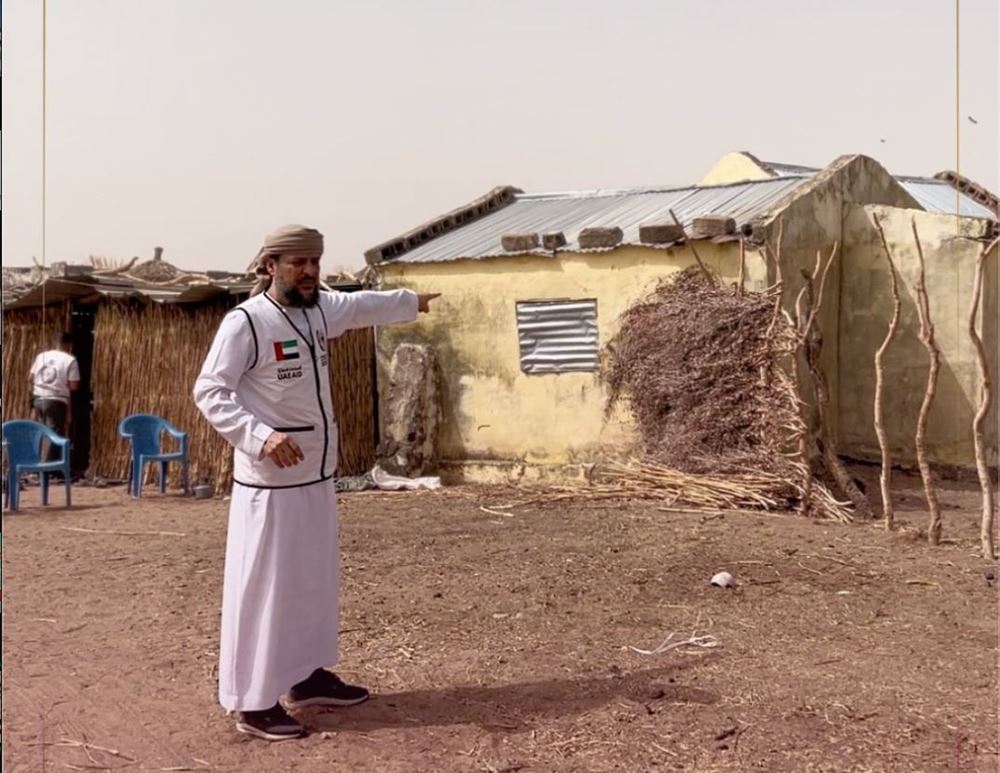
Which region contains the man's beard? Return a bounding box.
[275,277,319,308]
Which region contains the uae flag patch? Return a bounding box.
[273,339,300,361]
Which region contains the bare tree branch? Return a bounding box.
[737,239,746,296]
[871,213,902,530]
[800,245,872,518]
[969,237,999,558]
[668,209,712,282]
[910,220,943,544]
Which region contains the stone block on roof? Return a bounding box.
[639,223,685,244]
[690,216,736,239]
[542,231,567,250]
[578,226,623,249]
[501,233,541,252]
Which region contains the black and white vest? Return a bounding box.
[194,288,418,489]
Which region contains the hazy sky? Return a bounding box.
[2,0,997,274]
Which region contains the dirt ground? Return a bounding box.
[2,466,998,772]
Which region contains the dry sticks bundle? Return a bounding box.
[528,457,851,523]
[526,462,794,510]
[600,461,797,510]
[602,461,850,522]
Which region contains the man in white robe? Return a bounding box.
[194,224,438,740]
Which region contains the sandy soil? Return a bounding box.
[2,466,997,772]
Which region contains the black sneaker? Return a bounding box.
[235,703,305,741]
[285,669,370,709]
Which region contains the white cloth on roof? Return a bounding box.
[194,288,418,711]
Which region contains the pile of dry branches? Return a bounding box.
[598,266,850,521]
[584,462,796,510]
[605,268,800,474]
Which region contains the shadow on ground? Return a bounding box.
[299,664,719,734]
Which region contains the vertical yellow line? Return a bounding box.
[955,0,962,436]
[955,0,960,221]
[42,0,48,341]
[42,0,47,268]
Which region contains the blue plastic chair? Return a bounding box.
[2,419,72,512]
[118,414,190,498]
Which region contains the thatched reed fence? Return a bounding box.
[3,299,377,490]
[89,300,235,487]
[329,327,378,476]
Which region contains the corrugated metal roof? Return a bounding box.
[763,162,819,177]
[393,177,806,264]
[764,161,997,220]
[763,160,996,219]
[897,179,997,219]
[376,157,998,266]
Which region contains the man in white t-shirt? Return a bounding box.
[29,331,81,461]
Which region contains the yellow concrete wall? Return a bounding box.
[377,243,767,466]
[837,204,998,466]
[699,152,774,185]
[754,174,845,428]
[750,155,924,441]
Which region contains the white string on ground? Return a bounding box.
[480,506,514,518]
[628,630,720,656]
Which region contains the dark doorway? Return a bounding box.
[70,304,97,475]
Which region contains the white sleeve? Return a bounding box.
[29,354,41,378]
[193,311,274,459]
[68,358,81,382]
[320,289,418,339]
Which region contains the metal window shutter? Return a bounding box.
[516,299,599,374]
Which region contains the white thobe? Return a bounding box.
[194,288,418,710]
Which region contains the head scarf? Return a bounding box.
[249,224,324,297]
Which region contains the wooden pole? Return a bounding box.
[872,214,902,529]
[789,296,812,516]
[737,239,746,296]
[968,237,998,559]
[668,209,713,282]
[763,219,785,341]
[910,221,944,544]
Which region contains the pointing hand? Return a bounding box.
[417,293,441,313]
